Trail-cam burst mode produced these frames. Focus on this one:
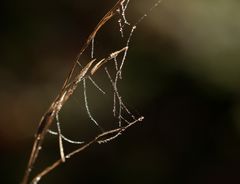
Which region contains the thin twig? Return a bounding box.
[55,113,65,162]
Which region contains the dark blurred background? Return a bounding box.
[1,0,240,183]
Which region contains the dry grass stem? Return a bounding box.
[21,0,162,183]
[21,1,128,184]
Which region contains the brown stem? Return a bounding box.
[21,1,125,184]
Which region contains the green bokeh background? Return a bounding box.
[1,0,240,183]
